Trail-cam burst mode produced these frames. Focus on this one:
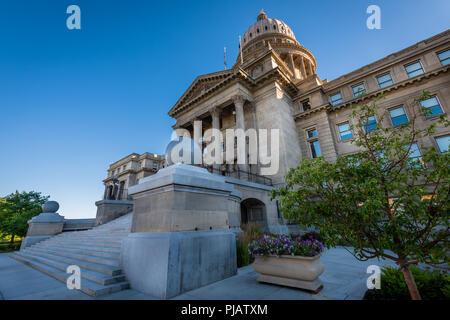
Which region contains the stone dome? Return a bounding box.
[241,10,297,49]
[237,10,317,81]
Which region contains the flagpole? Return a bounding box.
[224,46,227,70]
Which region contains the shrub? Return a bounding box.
[248,233,324,257]
[0,241,21,252]
[236,222,263,268]
[365,266,450,300]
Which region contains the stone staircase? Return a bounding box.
[9,213,132,297]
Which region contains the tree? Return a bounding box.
[0,191,49,243]
[272,91,449,300]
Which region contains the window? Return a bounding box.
[306,129,321,158]
[420,96,443,118]
[352,83,366,98]
[404,61,424,78]
[389,106,408,126]
[330,92,343,106]
[307,128,317,138]
[310,141,321,158]
[301,99,311,112]
[364,115,377,133]
[152,162,158,170]
[437,49,450,66]
[338,122,352,140]
[407,143,423,166]
[435,135,449,153]
[376,73,393,88]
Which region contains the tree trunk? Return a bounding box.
[400,264,421,300]
[9,234,15,244]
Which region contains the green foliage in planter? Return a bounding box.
[370,266,450,300]
[236,222,263,267]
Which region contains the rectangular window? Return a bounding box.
[376,73,393,88]
[307,128,321,158]
[309,140,321,158]
[364,115,377,133]
[307,129,317,138]
[437,49,450,66]
[352,83,366,98]
[420,97,443,118]
[338,122,353,140]
[404,61,424,78]
[330,92,343,106]
[152,162,158,169]
[389,106,408,126]
[301,99,311,112]
[435,135,449,153]
[407,143,423,165]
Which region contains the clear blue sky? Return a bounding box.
[0,0,449,218]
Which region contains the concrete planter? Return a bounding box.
[252,254,324,293]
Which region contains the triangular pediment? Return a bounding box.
[169,70,234,116]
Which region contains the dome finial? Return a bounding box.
[257,9,268,21]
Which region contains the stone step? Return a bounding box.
[44,240,123,248]
[26,247,120,267]
[35,242,121,253]
[20,249,122,276]
[37,244,121,259]
[11,251,126,285]
[9,253,129,296]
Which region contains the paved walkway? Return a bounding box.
[0,247,396,300]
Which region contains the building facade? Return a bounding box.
[102,152,166,200]
[103,11,449,231]
[168,10,449,187]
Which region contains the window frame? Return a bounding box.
[306,128,322,159]
[376,72,394,89]
[388,105,409,126]
[363,115,378,133]
[351,82,367,98]
[420,95,444,119]
[404,60,424,78]
[337,121,353,141]
[406,142,424,167]
[329,92,343,106]
[437,49,450,66]
[434,134,450,154]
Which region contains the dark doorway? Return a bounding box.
[240,198,266,226]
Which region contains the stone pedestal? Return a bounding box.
[95,200,133,226]
[21,201,65,250]
[123,163,238,298]
[121,231,236,299]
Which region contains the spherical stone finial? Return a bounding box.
[42,201,59,213]
[165,137,202,166]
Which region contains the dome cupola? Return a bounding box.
[237,10,317,81]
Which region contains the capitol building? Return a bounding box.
[103,10,449,231]
[10,10,450,299]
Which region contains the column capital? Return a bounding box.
[209,105,222,118]
[231,94,245,106]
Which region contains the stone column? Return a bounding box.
[308,60,314,75]
[288,53,296,79]
[232,95,249,176]
[191,117,203,165]
[300,56,307,79]
[210,106,221,172]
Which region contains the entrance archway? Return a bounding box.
[240,198,267,226]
